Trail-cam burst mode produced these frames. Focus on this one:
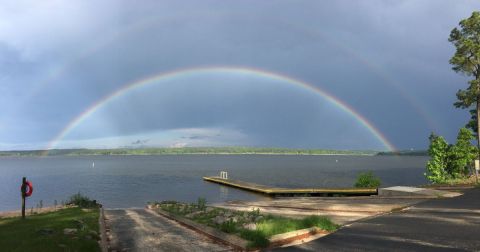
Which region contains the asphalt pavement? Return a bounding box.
[273,188,480,252]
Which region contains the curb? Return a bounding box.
[269,227,329,248]
[98,206,109,252]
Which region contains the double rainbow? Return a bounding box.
[44,66,396,154]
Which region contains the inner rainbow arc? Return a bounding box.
[44,66,396,154]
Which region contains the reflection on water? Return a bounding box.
[219,185,230,200]
[0,155,428,211]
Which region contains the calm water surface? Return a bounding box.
[0,155,428,211]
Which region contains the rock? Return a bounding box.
[224,211,233,218]
[88,230,99,240]
[213,216,227,225]
[63,228,78,235]
[73,219,85,228]
[205,207,214,213]
[185,211,202,219]
[230,216,239,223]
[243,223,257,230]
[254,216,264,222]
[38,228,54,235]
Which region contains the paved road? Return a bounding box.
[274,188,480,252]
[105,208,233,252]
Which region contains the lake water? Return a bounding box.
[0,155,428,211]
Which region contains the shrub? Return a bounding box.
[354,171,381,188]
[197,197,207,211]
[66,193,97,208]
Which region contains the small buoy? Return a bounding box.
[335,159,338,163]
[92,162,95,168]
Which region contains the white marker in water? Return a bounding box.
[92,162,95,168]
[335,159,338,163]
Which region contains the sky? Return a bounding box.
[0,0,479,151]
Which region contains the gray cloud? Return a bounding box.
[1,0,479,150]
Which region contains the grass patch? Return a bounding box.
[239,229,269,248]
[0,207,100,252]
[256,215,337,237]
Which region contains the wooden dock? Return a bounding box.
[203,176,377,196]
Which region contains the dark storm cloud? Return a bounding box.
[1,0,479,150]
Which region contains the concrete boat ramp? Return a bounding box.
[105,208,234,251]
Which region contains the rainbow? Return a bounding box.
[44,66,396,154]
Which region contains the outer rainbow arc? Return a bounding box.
[43,66,396,155]
[24,13,437,134]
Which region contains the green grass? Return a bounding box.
[0,207,100,252]
[256,215,338,237]
[239,215,338,248]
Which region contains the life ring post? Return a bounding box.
[20,177,33,219]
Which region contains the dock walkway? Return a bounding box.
[203,176,377,196]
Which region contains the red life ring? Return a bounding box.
[24,181,33,197]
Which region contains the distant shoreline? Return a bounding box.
[0,147,427,157]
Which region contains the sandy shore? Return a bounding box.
[0,205,72,219]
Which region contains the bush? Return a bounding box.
[197,197,207,211]
[354,171,381,188]
[66,193,97,208]
[426,129,478,184]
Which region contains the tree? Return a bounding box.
[426,133,449,183]
[426,129,478,184]
[449,11,480,173]
[466,109,478,137]
[447,128,477,178]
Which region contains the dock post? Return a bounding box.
[219,171,228,179]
